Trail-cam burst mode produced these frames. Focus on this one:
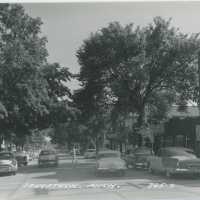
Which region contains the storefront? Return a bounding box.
[163,116,200,150]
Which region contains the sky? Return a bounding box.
[22,2,200,91]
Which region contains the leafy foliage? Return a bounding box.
[75,17,200,144]
[0,4,76,146]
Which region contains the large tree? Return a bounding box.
[75,17,200,144]
[0,4,75,147]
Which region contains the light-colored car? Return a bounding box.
[38,150,58,167]
[0,152,18,175]
[125,147,153,169]
[84,149,96,159]
[148,147,200,177]
[95,150,127,176]
[15,151,29,166]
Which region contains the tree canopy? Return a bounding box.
[75,17,200,147]
[0,4,76,147]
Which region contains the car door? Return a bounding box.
[161,150,178,172]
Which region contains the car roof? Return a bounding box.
[98,150,120,154]
[161,147,194,152]
[0,151,13,155]
[134,147,151,150]
[0,151,12,153]
[40,149,56,152]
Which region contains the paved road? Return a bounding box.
[1,156,200,200]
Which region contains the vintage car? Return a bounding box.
[125,147,153,169]
[15,151,29,166]
[95,150,127,176]
[148,147,200,177]
[84,149,96,159]
[70,148,81,156]
[38,149,58,167]
[0,152,18,175]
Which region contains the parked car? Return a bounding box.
[0,152,18,175]
[148,146,200,177]
[95,150,127,176]
[15,151,29,166]
[70,148,80,156]
[84,149,96,159]
[125,147,153,169]
[38,149,58,167]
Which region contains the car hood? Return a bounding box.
[85,152,95,155]
[171,156,200,162]
[0,159,12,165]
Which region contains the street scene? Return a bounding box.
[1,1,200,200]
[2,154,200,200]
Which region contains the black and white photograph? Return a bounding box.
[0,1,200,200]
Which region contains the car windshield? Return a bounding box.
[15,152,25,156]
[98,152,120,159]
[134,148,152,155]
[87,149,95,152]
[0,153,12,160]
[40,150,55,155]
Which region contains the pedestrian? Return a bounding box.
[72,146,77,167]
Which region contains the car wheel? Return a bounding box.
[165,170,172,178]
[126,163,130,168]
[12,171,16,175]
[148,165,155,174]
[95,170,100,177]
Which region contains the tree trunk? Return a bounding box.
[95,136,99,155]
[137,106,146,127]
[0,137,3,151]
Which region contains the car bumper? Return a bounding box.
[17,161,27,165]
[96,168,126,174]
[0,165,17,173]
[135,162,148,169]
[172,168,200,175]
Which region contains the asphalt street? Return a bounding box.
[1,156,200,200]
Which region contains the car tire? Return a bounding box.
[12,171,16,175]
[165,170,172,178]
[148,165,155,174]
[95,170,100,177]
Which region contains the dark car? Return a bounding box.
[38,150,58,167]
[125,147,153,169]
[148,147,200,177]
[15,151,29,166]
[0,152,18,175]
[84,149,96,159]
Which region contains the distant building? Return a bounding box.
[154,106,200,153]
